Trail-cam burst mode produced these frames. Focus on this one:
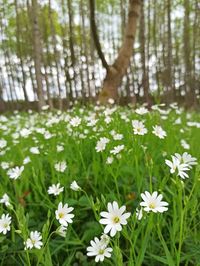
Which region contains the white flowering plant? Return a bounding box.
[0,104,199,265]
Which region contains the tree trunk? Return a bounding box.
[67,0,77,99]
[14,0,29,103]
[166,0,174,102]
[90,0,141,103]
[49,0,62,110]
[31,0,45,110]
[140,0,150,105]
[183,0,196,107]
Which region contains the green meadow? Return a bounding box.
[0,104,200,266]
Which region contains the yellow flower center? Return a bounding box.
[149,202,156,209]
[113,216,120,223]
[99,249,105,255]
[31,239,36,244]
[59,212,64,219]
[3,223,8,228]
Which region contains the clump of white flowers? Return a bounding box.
[86,235,112,263]
[152,125,167,139]
[165,152,197,179]
[135,106,149,115]
[70,116,81,127]
[0,139,7,149]
[180,139,190,150]
[110,145,124,155]
[95,137,110,152]
[54,161,67,172]
[7,166,24,180]
[30,146,40,154]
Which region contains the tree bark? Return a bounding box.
[183,0,196,107]
[49,0,62,110]
[31,0,45,110]
[90,0,141,103]
[140,0,150,105]
[15,0,29,103]
[166,0,175,102]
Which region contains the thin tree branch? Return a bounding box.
[89,0,109,71]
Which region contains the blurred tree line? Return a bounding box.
[0,0,199,111]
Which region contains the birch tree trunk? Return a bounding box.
[140,0,150,105]
[90,0,141,103]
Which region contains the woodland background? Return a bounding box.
[0,0,199,111]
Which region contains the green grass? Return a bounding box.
[0,104,200,266]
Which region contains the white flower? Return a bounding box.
[35,128,46,134]
[55,202,74,226]
[23,156,31,164]
[0,139,7,149]
[152,125,167,139]
[95,137,110,152]
[104,108,115,116]
[136,208,143,220]
[7,166,24,180]
[24,231,43,249]
[108,98,115,104]
[106,156,114,165]
[70,181,81,191]
[41,105,49,111]
[48,183,64,196]
[105,116,112,124]
[57,225,68,237]
[0,214,12,234]
[170,102,178,109]
[135,106,149,115]
[20,128,31,138]
[0,150,6,156]
[54,161,67,172]
[174,152,197,168]
[113,133,123,140]
[1,162,9,169]
[56,145,64,152]
[100,234,110,248]
[44,131,53,139]
[30,147,40,154]
[180,140,190,150]
[120,113,129,122]
[110,145,124,155]
[140,191,168,213]
[70,116,81,127]
[174,118,181,125]
[0,194,10,206]
[165,155,190,179]
[100,201,131,237]
[87,236,113,262]
[132,120,148,135]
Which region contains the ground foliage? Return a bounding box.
[0,103,200,265]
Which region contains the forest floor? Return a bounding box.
[0,103,200,265]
